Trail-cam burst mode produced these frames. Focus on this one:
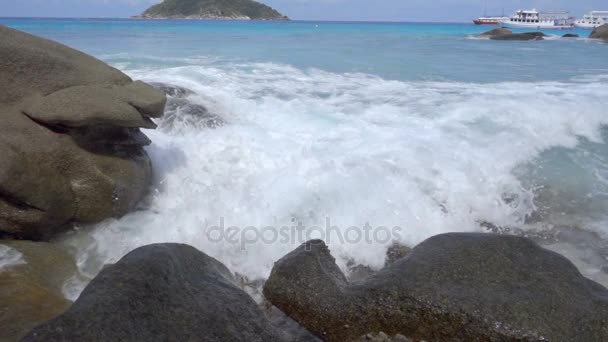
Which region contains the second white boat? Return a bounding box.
[500,9,574,30]
[575,11,608,29]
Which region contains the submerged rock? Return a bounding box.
[151,82,225,131]
[264,234,608,341]
[0,240,75,341]
[478,28,512,37]
[490,32,546,41]
[590,24,608,40]
[23,243,286,341]
[0,25,166,239]
[562,33,579,38]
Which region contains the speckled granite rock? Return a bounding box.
[23,243,286,342]
[264,234,608,341]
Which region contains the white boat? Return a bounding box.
[575,11,608,29]
[500,9,574,30]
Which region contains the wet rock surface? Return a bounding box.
[264,234,608,342]
[150,82,225,132]
[23,243,286,342]
[0,25,166,239]
[0,240,75,341]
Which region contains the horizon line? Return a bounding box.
[0,16,472,24]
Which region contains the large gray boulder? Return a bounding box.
[590,24,608,40]
[0,25,166,239]
[23,243,286,341]
[264,234,608,341]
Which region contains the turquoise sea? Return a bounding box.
[2,18,608,295]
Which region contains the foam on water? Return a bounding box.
[59,61,608,293]
[0,244,26,272]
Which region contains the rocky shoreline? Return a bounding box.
[13,235,608,341]
[2,24,608,341]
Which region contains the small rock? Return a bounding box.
[384,242,411,266]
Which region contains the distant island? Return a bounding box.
[133,0,289,20]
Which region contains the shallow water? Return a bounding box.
[1,18,607,294]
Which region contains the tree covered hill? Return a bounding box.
[136,0,288,20]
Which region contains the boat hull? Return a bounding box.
[473,20,500,25]
[500,21,574,30]
[575,22,607,29]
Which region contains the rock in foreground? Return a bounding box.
[264,234,608,341]
[590,24,608,40]
[0,25,166,239]
[23,244,286,341]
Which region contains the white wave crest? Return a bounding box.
[60,62,608,293]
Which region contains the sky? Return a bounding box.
[0,0,605,22]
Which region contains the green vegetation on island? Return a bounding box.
[135,0,288,20]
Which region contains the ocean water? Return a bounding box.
[2,18,608,294]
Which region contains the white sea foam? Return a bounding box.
[59,62,608,292]
[0,244,26,271]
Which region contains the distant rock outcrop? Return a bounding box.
[590,24,608,40]
[23,244,286,341]
[0,25,166,240]
[264,234,608,341]
[478,28,512,37]
[135,0,288,20]
[490,32,546,41]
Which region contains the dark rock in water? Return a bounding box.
[23,243,286,342]
[149,82,194,98]
[150,82,225,131]
[478,28,512,37]
[0,25,166,240]
[562,33,580,38]
[264,234,608,342]
[491,32,546,41]
[0,240,75,341]
[590,24,608,40]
